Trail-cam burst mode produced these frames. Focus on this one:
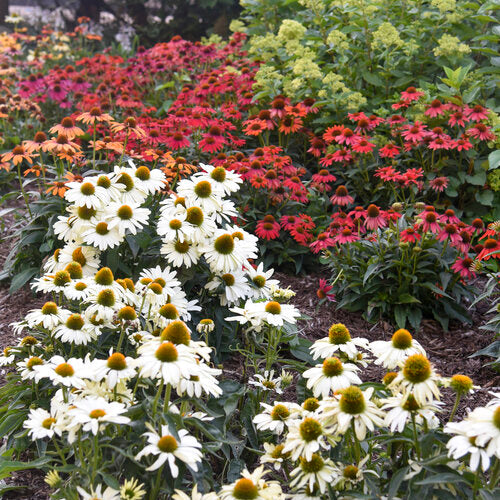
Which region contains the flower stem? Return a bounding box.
[448,392,462,422]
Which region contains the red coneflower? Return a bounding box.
[323,125,345,144]
[309,232,335,253]
[365,204,387,230]
[255,215,280,240]
[400,227,421,243]
[279,115,303,134]
[400,86,424,102]
[316,278,336,301]
[352,137,375,154]
[379,143,400,158]
[243,118,267,136]
[419,210,441,234]
[334,227,359,244]
[336,127,358,145]
[402,122,427,143]
[437,224,461,245]
[454,138,473,151]
[448,110,469,127]
[425,99,445,118]
[451,257,475,279]
[477,238,500,261]
[165,132,190,150]
[280,215,299,230]
[467,123,496,141]
[465,104,489,122]
[330,185,354,206]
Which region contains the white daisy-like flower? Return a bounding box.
[135,341,197,384]
[53,313,98,345]
[38,355,87,388]
[303,357,362,398]
[92,351,137,389]
[112,165,149,205]
[63,280,91,301]
[177,177,223,213]
[254,300,301,327]
[445,419,492,471]
[85,287,123,322]
[369,329,426,369]
[105,202,150,236]
[157,210,194,242]
[466,404,500,457]
[245,262,280,299]
[65,179,110,209]
[119,478,146,500]
[131,164,166,194]
[201,229,246,273]
[310,323,369,361]
[175,362,222,398]
[68,396,130,435]
[24,301,70,330]
[219,466,284,500]
[205,270,253,305]
[290,453,338,494]
[58,243,101,276]
[161,238,200,268]
[195,163,242,195]
[381,393,442,433]
[82,219,124,250]
[388,354,442,405]
[181,205,217,243]
[16,356,46,382]
[76,484,120,500]
[321,386,385,440]
[226,300,264,331]
[31,270,73,294]
[172,484,219,500]
[249,370,283,394]
[253,401,302,435]
[23,407,64,440]
[282,414,330,461]
[260,442,288,471]
[135,423,202,475]
[0,347,15,366]
[86,173,125,201]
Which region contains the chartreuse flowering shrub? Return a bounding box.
[250,323,500,498]
[237,0,499,115]
[0,161,304,498]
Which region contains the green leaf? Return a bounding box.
[362,71,385,87]
[465,171,486,185]
[488,150,500,170]
[416,473,467,485]
[388,466,408,499]
[394,305,407,329]
[9,267,38,294]
[397,293,421,304]
[0,456,51,481]
[475,190,494,206]
[363,263,381,286]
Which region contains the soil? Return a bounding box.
[0,210,498,498]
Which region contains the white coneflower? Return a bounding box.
[131,164,166,194]
[0,347,15,366]
[260,442,289,471]
[161,238,200,267]
[466,404,500,457]
[205,270,252,305]
[310,323,369,361]
[112,165,148,205]
[105,202,150,236]
[282,415,330,461]
[86,173,125,201]
[321,386,385,440]
[64,280,91,301]
[182,205,217,243]
[58,243,101,276]
[157,211,194,242]
[177,177,223,213]
[82,220,123,250]
[23,407,64,440]
[245,262,280,299]
[65,179,110,208]
[253,401,302,435]
[290,453,338,494]
[255,300,301,327]
[248,370,283,394]
[86,288,122,322]
[226,300,264,331]
[303,357,362,398]
[135,424,202,475]
[17,356,46,382]
[119,478,146,500]
[92,351,137,389]
[172,484,219,500]
[196,163,242,194]
[219,466,284,500]
[32,270,72,294]
[175,362,222,398]
[68,396,130,435]
[39,355,86,388]
[54,313,97,345]
[389,354,442,404]
[25,301,70,330]
[370,329,426,369]
[135,341,196,385]
[76,484,120,500]
[202,230,245,273]
[381,393,442,433]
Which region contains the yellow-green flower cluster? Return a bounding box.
[488,170,500,192]
[433,34,471,57]
[283,78,307,98]
[254,65,283,93]
[229,19,246,33]
[327,30,349,52]
[431,0,456,13]
[277,19,307,42]
[248,33,281,61]
[372,22,403,50]
[298,0,325,10]
[292,58,322,80]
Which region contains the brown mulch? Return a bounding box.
[276,271,500,420]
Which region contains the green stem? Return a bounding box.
[17,162,32,217]
[448,392,462,422]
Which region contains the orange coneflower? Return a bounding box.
[110,117,146,139]
[77,106,113,125]
[45,180,68,197]
[43,134,81,155]
[49,117,84,140]
[279,115,303,135]
[24,131,47,153]
[90,136,124,153]
[0,161,10,171]
[2,144,35,165]
[24,164,45,177]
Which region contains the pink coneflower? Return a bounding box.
[454,138,473,151]
[284,176,304,191]
[312,169,337,184]
[428,137,452,150]
[309,232,335,253]
[437,224,461,245]
[255,216,281,240]
[323,125,345,144]
[456,229,472,253]
[467,123,496,141]
[379,143,400,158]
[316,278,336,301]
[165,132,190,150]
[451,257,475,279]
[400,227,421,243]
[439,209,460,224]
[465,104,489,122]
[352,137,375,154]
[388,114,406,125]
[400,86,424,102]
[334,227,359,244]
[330,185,354,206]
[402,122,427,143]
[428,177,449,193]
[448,110,469,127]
[419,210,441,233]
[348,206,366,221]
[336,127,358,145]
[470,218,485,234]
[425,99,445,117]
[331,149,353,163]
[477,238,500,261]
[365,204,387,230]
[280,215,299,230]
[375,166,399,182]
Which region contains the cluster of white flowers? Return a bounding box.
[250,324,500,496]
[1,162,302,498]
